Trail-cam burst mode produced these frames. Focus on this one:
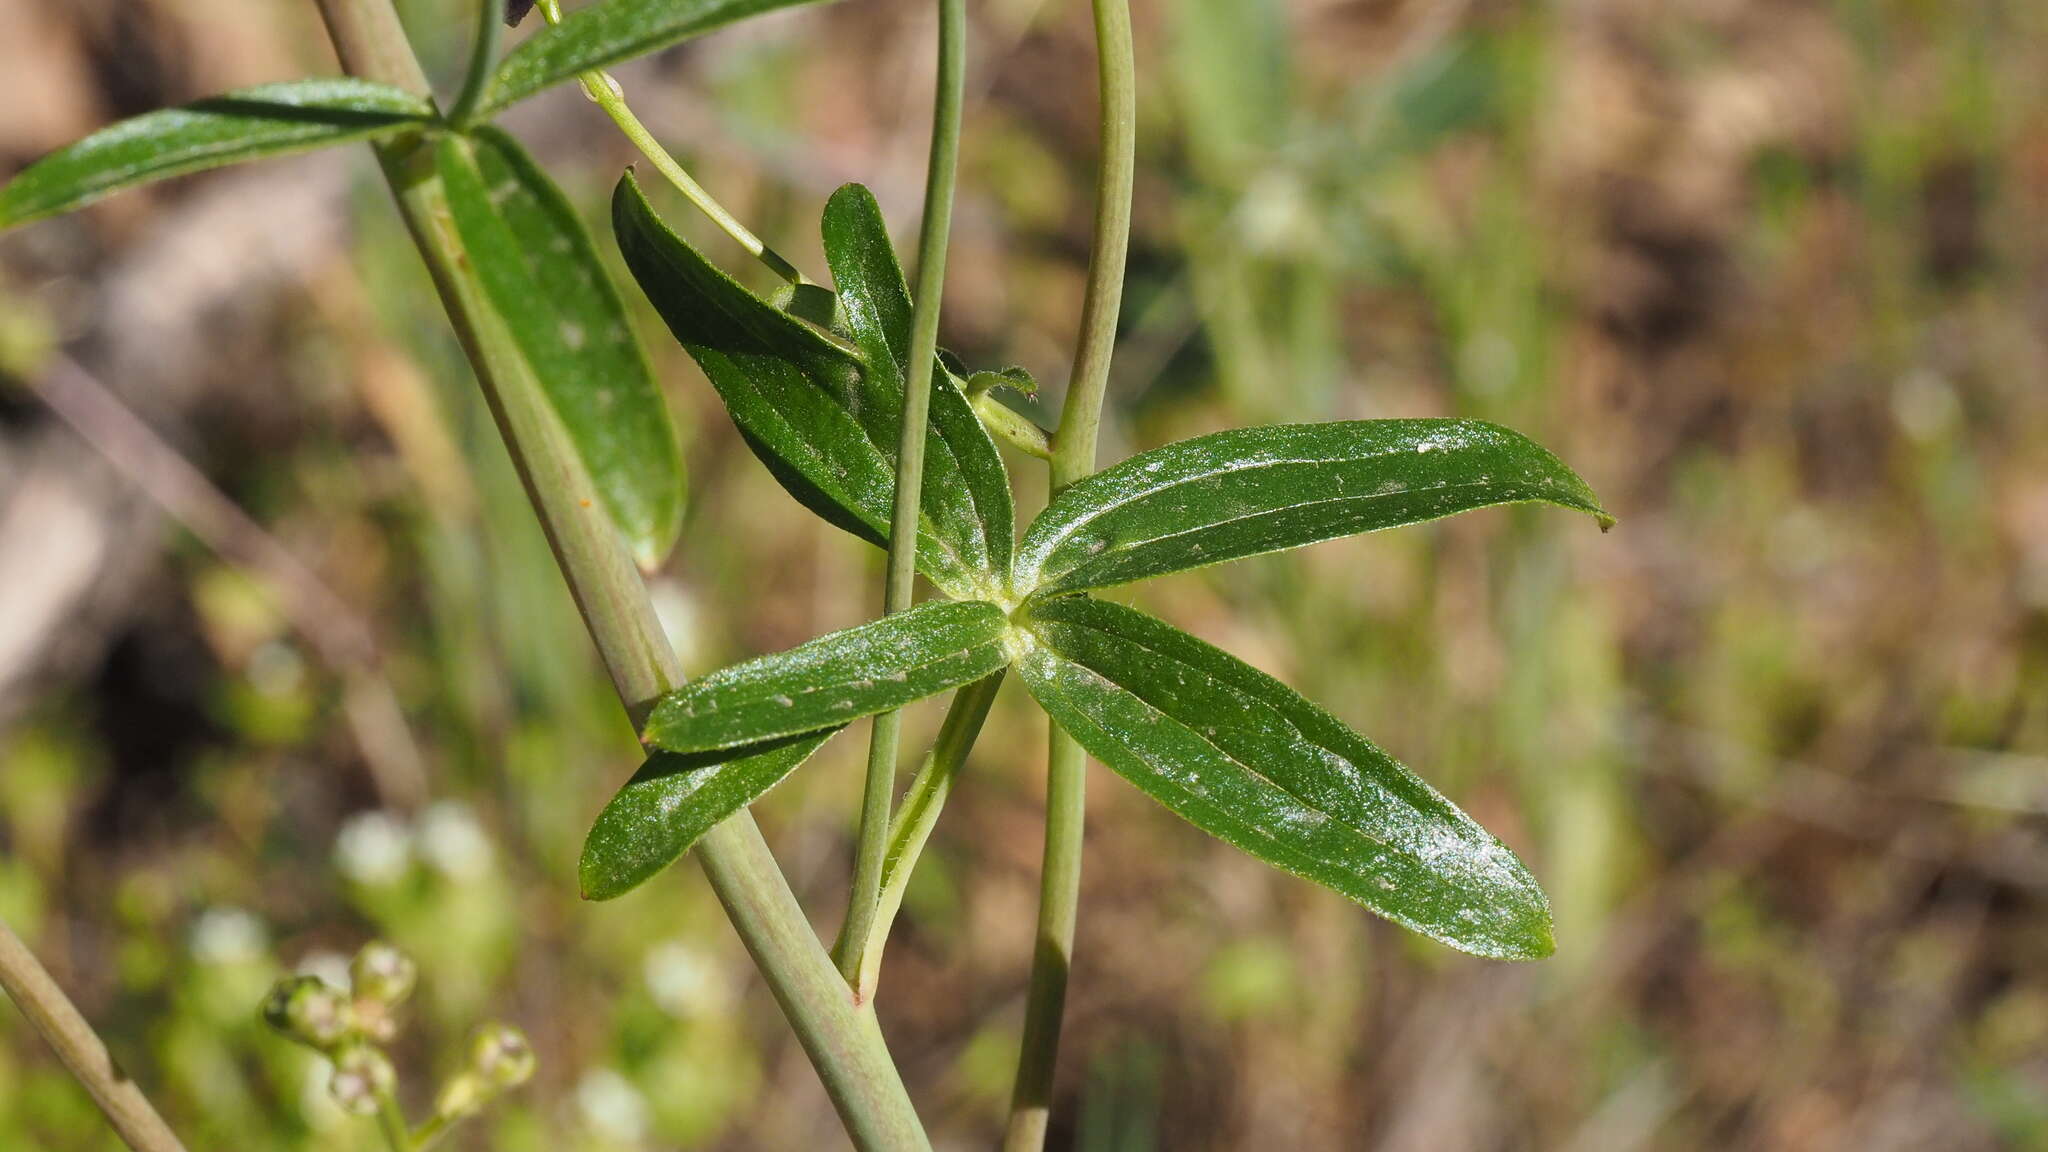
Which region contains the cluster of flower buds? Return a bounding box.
[261,939,533,1138]
[261,940,422,1115]
[262,939,416,1054]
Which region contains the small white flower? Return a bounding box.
[576,1067,650,1143]
[189,906,266,965]
[418,801,493,879]
[335,811,413,886]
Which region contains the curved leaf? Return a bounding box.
[487,0,838,113]
[436,132,683,569]
[1016,419,1610,599]
[819,183,1013,584]
[644,599,1012,754]
[0,79,433,229]
[1016,596,1552,960]
[581,728,836,900]
[611,172,999,597]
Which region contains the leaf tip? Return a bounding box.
[576,848,632,903]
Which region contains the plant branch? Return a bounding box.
[834,0,968,996]
[310,1,930,1146]
[532,0,806,285]
[446,0,501,127]
[1006,0,1135,1142]
[0,914,188,1152]
[853,670,1003,995]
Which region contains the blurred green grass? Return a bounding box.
[2,0,2046,1147]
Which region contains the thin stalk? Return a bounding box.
[834,0,968,995]
[0,915,188,1152]
[1004,0,1135,1143]
[310,1,929,1146]
[532,0,805,285]
[853,670,1003,995]
[409,1112,454,1151]
[374,1084,413,1152]
[445,0,501,127]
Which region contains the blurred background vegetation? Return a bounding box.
[2,0,2045,1147]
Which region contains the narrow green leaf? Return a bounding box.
[644,599,1012,754]
[1017,419,1610,599]
[819,183,1014,585]
[581,728,836,900]
[611,171,1001,597]
[0,79,433,229]
[487,0,838,113]
[437,132,683,569]
[1017,596,1553,959]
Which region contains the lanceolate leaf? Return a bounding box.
[437,133,684,569]
[581,728,836,900]
[644,599,1012,754]
[819,183,1013,583]
[0,80,433,229]
[1016,596,1552,959]
[487,0,838,113]
[612,172,999,597]
[1016,419,1610,599]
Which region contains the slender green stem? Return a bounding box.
[374,1084,413,1152]
[849,671,1003,995]
[528,0,805,284]
[409,1112,454,1152]
[1005,0,1135,1143]
[310,2,929,1147]
[834,0,968,995]
[446,0,501,127]
[1004,732,1088,1152]
[0,915,189,1152]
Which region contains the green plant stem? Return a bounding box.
[530,0,804,285]
[853,670,1003,994]
[446,0,500,127]
[0,915,189,1152]
[409,1112,454,1152]
[1005,0,1135,1143]
[834,0,968,997]
[374,1084,413,1152]
[310,2,930,1147]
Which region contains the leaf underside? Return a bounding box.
[436,133,684,569]
[1016,419,1610,599]
[612,171,1004,597]
[580,728,837,900]
[1017,595,1553,960]
[642,599,1012,754]
[0,79,433,229]
[487,0,841,114]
